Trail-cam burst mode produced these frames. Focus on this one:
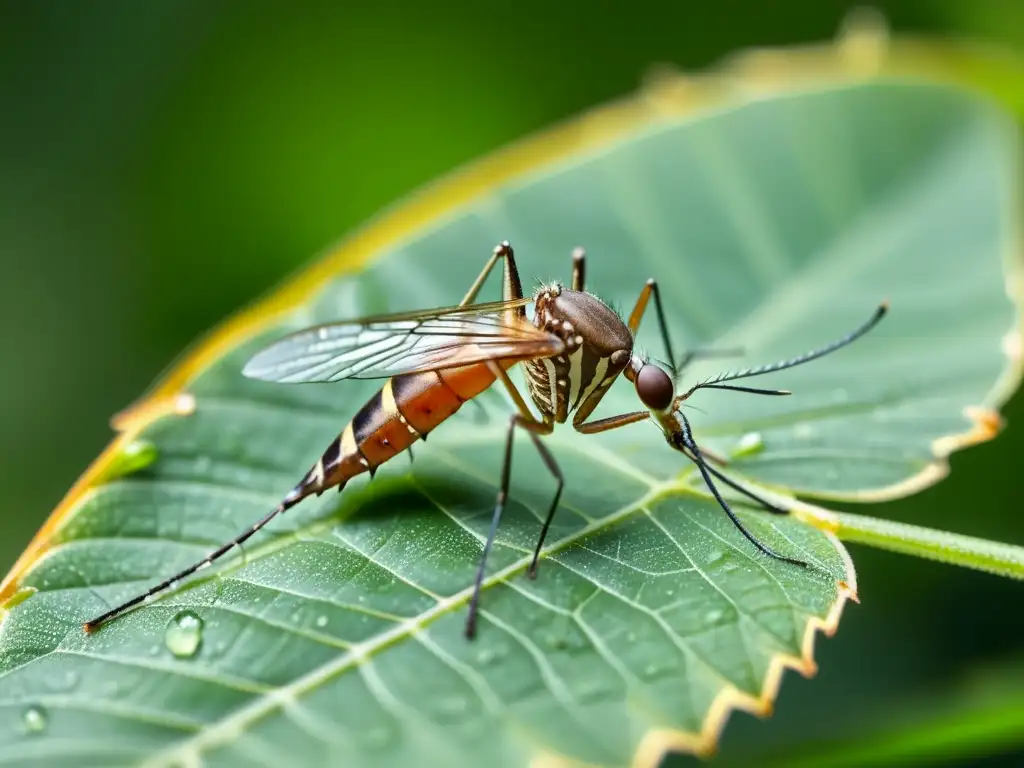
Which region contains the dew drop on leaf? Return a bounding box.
[705,550,725,566]
[705,608,724,624]
[315,615,328,628]
[100,439,159,482]
[22,705,46,733]
[174,392,197,415]
[165,611,204,658]
[732,431,764,457]
[476,643,508,665]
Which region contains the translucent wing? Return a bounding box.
[242,297,564,383]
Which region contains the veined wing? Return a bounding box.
[242,297,564,383]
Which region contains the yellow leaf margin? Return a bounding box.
[4,11,1023,765]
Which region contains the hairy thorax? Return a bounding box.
[523,283,633,424]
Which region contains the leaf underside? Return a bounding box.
[0,75,1018,768]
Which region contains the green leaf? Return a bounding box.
[1,34,1021,768]
[831,509,1024,581]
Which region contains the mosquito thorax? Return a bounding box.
[524,284,633,423]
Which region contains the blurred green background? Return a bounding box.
[2,1,1023,764]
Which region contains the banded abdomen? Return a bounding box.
[287,362,501,504]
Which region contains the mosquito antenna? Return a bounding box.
[683,303,887,397]
[674,346,745,384]
[83,488,306,632]
[699,384,791,396]
[674,412,807,567]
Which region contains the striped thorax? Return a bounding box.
[523,283,633,425]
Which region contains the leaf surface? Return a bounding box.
[0,35,1021,768]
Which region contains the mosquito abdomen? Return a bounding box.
[293,363,500,499]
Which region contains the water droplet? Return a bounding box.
[315,615,328,628]
[22,706,46,733]
[733,431,764,457]
[148,644,160,656]
[705,550,725,566]
[475,644,506,665]
[165,611,203,658]
[705,608,724,624]
[174,393,197,416]
[64,671,79,690]
[106,440,159,481]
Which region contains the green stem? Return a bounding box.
[832,511,1024,580]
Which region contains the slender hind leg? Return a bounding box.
[461,240,526,309]
[571,247,586,292]
[465,363,558,639]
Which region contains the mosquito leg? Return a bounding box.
[627,279,678,376]
[571,247,586,292]
[461,240,526,308]
[466,364,556,639]
[466,412,556,639]
[485,362,563,577]
[574,410,650,434]
[84,488,307,631]
[672,412,807,567]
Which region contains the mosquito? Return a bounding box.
[84,241,887,638]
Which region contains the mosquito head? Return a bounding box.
[625,356,675,412]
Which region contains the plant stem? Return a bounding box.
[832,511,1024,580]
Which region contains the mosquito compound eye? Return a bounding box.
[636,364,674,411]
